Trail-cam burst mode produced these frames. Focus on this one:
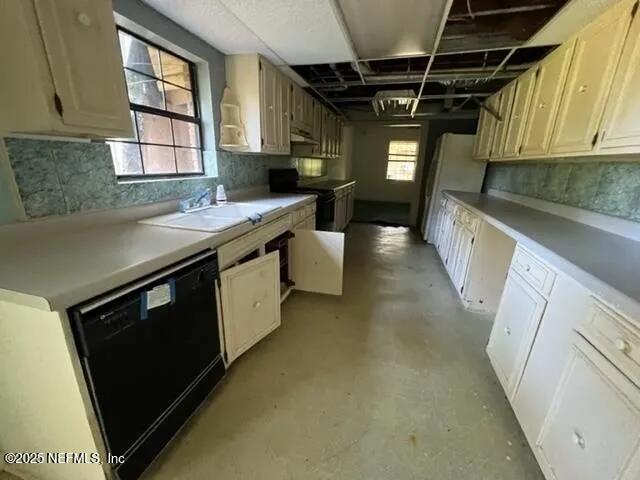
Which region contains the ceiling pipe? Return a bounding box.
[487,47,518,80]
[448,3,556,20]
[411,0,455,117]
[470,96,501,121]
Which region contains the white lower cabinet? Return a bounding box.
[220,251,281,363]
[487,271,547,398]
[536,333,640,480]
[290,230,344,295]
[450,225,474,294]
[218,210,344,364]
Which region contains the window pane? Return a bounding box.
[386,161,416,181]
[176,148,202,173]
[172,119,200,148]
[141,145,176,174]
[165,84,195,116]
[108,142,143,175]
[125,70,165,109]
[119,31,162,78]
[389,140,419,156]
[160,51,192,89]
[136,112,172,145]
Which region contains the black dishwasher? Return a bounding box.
[70,251,225,480]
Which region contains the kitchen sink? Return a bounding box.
[139,202,281,233]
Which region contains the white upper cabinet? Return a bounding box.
[0,0,133,138]
[225,54,290,154]
[290,230,344,295]
[473,93,500,159]
[599,0,640,152]
[550,0,633,154]
[502,68,537,158]
[291,83,313,135]
[536,333,640,480]
[520,41,575,157]
[220,251,282,364]
[491,81,517,160]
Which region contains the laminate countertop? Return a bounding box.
[300,180,355,191]
[445,190,640,315]
[0,193,315,312]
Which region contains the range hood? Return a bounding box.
[290,129,319,145]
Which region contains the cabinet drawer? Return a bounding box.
[292,206,307,224]
[305,202,316,217]
[218,230,262,270]
[511,246,556,296]
[582,299,640,386]
[536,333,640,480]
[218,214,292,269]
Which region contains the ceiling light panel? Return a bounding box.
[337,0,450,59]
[219,0,354,65]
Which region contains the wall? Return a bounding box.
[350,124,427,225]
[0,0,292,223]
[485,159,640,222]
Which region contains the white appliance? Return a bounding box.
[420,134,487,243]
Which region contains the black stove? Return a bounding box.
[269,169,336,231]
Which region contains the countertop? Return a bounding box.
[299,179,355,191]
[0,193,315,312]
[445,190,640,313]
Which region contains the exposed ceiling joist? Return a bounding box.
[411,0,455,116]
[330,92,492,103]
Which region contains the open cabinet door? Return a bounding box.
[290,230,344,295]
[220,251,281,364]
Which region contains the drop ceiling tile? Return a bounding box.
[526,0,620,46]
[141,0,274,58]
[338,0,449,59]
[219,0,353,65]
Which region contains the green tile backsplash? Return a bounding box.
[484,160,640,222]
[4,138,293,219]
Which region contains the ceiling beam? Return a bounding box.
[329,92,492,103]
[328,0,366,85]
[411,0,455,116]
[448,4,556,21]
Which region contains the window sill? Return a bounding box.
[117,174,216,185]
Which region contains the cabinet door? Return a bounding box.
[452,226,474,294]
[291,82,304,129]
[220,251,281,363]
[278,74,291,154]
[259,60,279,152]
[473,94,499,159]
[290,230,344,295]
[536,333,640,480]
[491,82,516,159]
[487,271,547,397]
[303,91,314,133]
[520,42,575,157]
[550,1,632,154]
[600,1,640,151]
[445,221,463,278]
[437,211,455,261]
[33,0,132,133]
[503,69,537,158]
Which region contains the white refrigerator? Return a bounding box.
[420,134,487,243]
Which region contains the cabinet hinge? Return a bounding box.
[53,93,63,116]
[535,68,540,79]
[460,285,464,293]
[632,0,638,18]
[518,145,523,155]
[258,61,262,71]
[471,238,475,245]
[261,137,264,146]
[591,132,599,147]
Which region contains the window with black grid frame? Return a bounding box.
[108,29,203,178]
[386,140,419,181]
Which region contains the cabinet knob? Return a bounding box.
[525,265,531,272]
[572,432,586,449]
[504,327,511,336]
[615,338,630,353]
[253,300,262,309]
[77,12,92,27]
[578,85,588,93]
[538,102,546,110]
